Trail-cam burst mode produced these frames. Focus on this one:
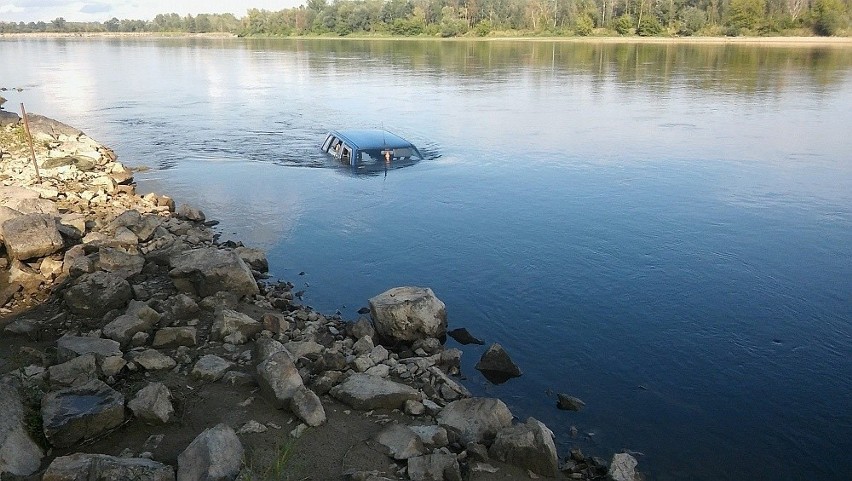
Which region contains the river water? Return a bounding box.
[1,37,850,480]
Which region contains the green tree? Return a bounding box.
[104,17,120,32]
[614,13,634,34]
[811,0,846,35]
[679,6,707,35]
[575,14,594,35]
[727,0,767,33]
[50,17,66,31]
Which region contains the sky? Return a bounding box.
[0,0,305,23]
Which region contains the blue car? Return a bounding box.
[322,129,422,167]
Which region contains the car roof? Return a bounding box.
[329,129,414,150]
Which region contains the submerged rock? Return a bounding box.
[447,327,484,345]
[475,343,522,384]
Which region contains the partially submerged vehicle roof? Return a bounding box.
[329,129,415,151]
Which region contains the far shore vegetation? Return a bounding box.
[0,0,849,38]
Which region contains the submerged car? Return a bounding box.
[322,129,422,167]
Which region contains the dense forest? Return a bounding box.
[0,0,849,37]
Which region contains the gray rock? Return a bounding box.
[102,302,162,346]
[168,248,259,298]
[177,423,243,481]
[211,309,261,344]
[152,327,197,348]
[406,453,461,481]
[260,312,290,335]
[100,355,127,377]
[436,398,513,447]
[409,425,449,449]
[41,379,125,448]
[376,424,425,460]
[489,417,558,478]
[47,354,97,389]
[234,246,268,272]
[168,293,200,320]
[56,335,122,363]
[474,343,522,383]
[1,213,64,260]
[24,114,83,140]
[330,373,420,411]
[284,340,324,359]
[0,110,19,127]
[63,271,132,318]
[254,337,288,363]
[256,351,303,409]
[290,385,326,427]
[352,335,374,355]
[98,246,145,278]
[609,452,639,481]
[42,453,175,481]
[349,317,376,339]
[0,206,22,240]
[0,377,44,476]
[8,260,44,292]
[128,382,174,425]
[190,355,234,382]
[369,286,447,343]
[176,204,205,222]
[131,349,177,371]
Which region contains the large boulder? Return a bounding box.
[488,417,558,477]
[63,271,132,318]
[0,378,44,477]
[1,213,64,260]
[368,286,447,343]
[436,398,513,447]
[42,453,175,481]
[177,424,243,481]
[168,248,259,298]
[41,379,125,448]
[330,373,421,411]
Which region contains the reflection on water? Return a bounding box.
[1,38,850,481]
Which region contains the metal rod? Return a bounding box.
[19,103,41,183]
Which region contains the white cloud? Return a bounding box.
[1,0,305,22]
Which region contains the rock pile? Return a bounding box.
[0,114,641,480]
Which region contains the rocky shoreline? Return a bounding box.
[0,110,641,481]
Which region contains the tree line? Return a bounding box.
[0,0,848,37]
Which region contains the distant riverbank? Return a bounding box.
[3,31,851,47]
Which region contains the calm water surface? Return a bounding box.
[2,38,850,481]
